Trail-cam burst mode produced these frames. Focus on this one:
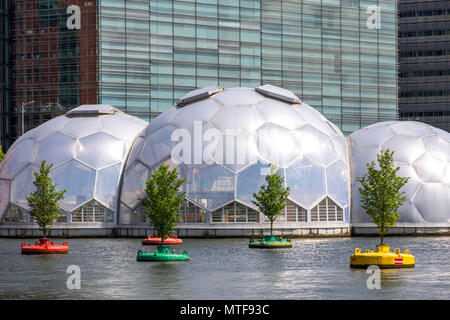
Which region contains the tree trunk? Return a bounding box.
[380,233,384,245]
[270,220,273,236]
[161,234,165,247]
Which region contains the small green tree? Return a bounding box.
[357,149,409,244]
[141,163,186,247]
[27,160,66,238]
[0,145,4,163]
[252,164,290,236]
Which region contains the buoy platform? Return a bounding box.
[350,244,415,269]
[249,235,292,248]
[141,234,183,245]
[21,238,69,254]
[137,246,190,262]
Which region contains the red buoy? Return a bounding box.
[21,238,69,254]
[141,234,183,245]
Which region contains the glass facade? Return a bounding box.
[0,0,11,148]
[8,0,97,145]
[398,1,450,132]
[98,0,398,134]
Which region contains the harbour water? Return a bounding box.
[1,236,449,299]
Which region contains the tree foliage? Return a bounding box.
[252,164,290,235]
[357,149,409,244]
[27,160,66,237]
[141,164,186,246]
[0,145,4,163]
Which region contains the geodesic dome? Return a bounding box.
[0,104,147,224]
[350,121,450,223]
[119,85,350,225]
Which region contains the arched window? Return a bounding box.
[285,200,307,222]
[310,197,343,222]
[178,199,207,223]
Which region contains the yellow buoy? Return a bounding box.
[350,244,415,269]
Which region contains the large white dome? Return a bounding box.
[350,121,450,223]
[0,104,147,224]
[119,85,350,225]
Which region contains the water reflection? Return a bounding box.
[1,237,450,299]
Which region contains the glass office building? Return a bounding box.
[4,0,398,148]
[398,1,450,132]
[0,0,11,148]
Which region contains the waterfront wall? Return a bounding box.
[0,222,350,238]
[3,222,450,238]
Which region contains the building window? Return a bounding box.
[71,200,113,223]
[132,203,148,224]
[285,200,307,222]
[178,199,207,223]
[2,205,28,223]
[310,197,343,222]
[212,202,260,223]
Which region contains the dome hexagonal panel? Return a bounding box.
[381,135,424,163]
[257,123,300,167]
[77,131,124,169]
[412,153,447,183]
[187,164,235,210]
[326,160,349,207]
[296,124,338,167]
[171,99,221,129]
[138,125,177,168]
[254,99,305,130]
[0,138,36,180]
[61,117,102,138]
[214,87,264,106]
[100,113,147,141]
[120,161,149,209]
[10,164,38,210]
[0,180,9,219]
[398,202,424,223]
[421,135,448,162]
[95,163,121,211]
[397,163,421,200]
[34,132,77,167]
[209,105,265,133]
[51,159,96,212]
[391,121,434,137]
[349,125,394,150]
[413,184,450,222]
[296,104,337,137]
[236,160,279,207]
[285,157,326,208]
[21,115,70,142]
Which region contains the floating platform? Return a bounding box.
[249,235,292,248]
[141,234,183,245]
[137,246,190,262]
[21,238,69,255]
[350,244,415,269]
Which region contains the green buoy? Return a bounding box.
[137,246,190,261]
[249,235,292,249]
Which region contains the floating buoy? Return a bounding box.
[137,246,190,262]
[249,235,292,249]
[21,238,69,255]
[141,234,183,245]
[350,244,415,269]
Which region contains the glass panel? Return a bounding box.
[326,160,349,207]
[132,204,148,224]
[254,99,305,130]
[223,203,235,223]
[138,124,176,168]
[34,132,77,167]
[77,131,124,169]
[100,113,147,141]
[187,164,234,210]
[211,207,223,222]
[61,117,102,138]
[235,202,247,222]
[120,161,149,209]
[247,207,259,222]
[286,157,326,208]
[0,138,36,180]
[51,159,96,211]
[171,98,221,129]
[95,163,121,210]
[381,135,425,164]
[2,205,28,223]
[414,184,450,222]
[185,200,196,222]
[10,165,38,210]
[209,105,265,133]
[296,124,338,167]
[0,180,10,219]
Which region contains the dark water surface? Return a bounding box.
[0,237,449,299]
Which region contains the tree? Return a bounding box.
[357,149,409,245]
[27,160,66,238]
[141,163,186,247]
[252,164,290,236]
[0,145,4,163]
